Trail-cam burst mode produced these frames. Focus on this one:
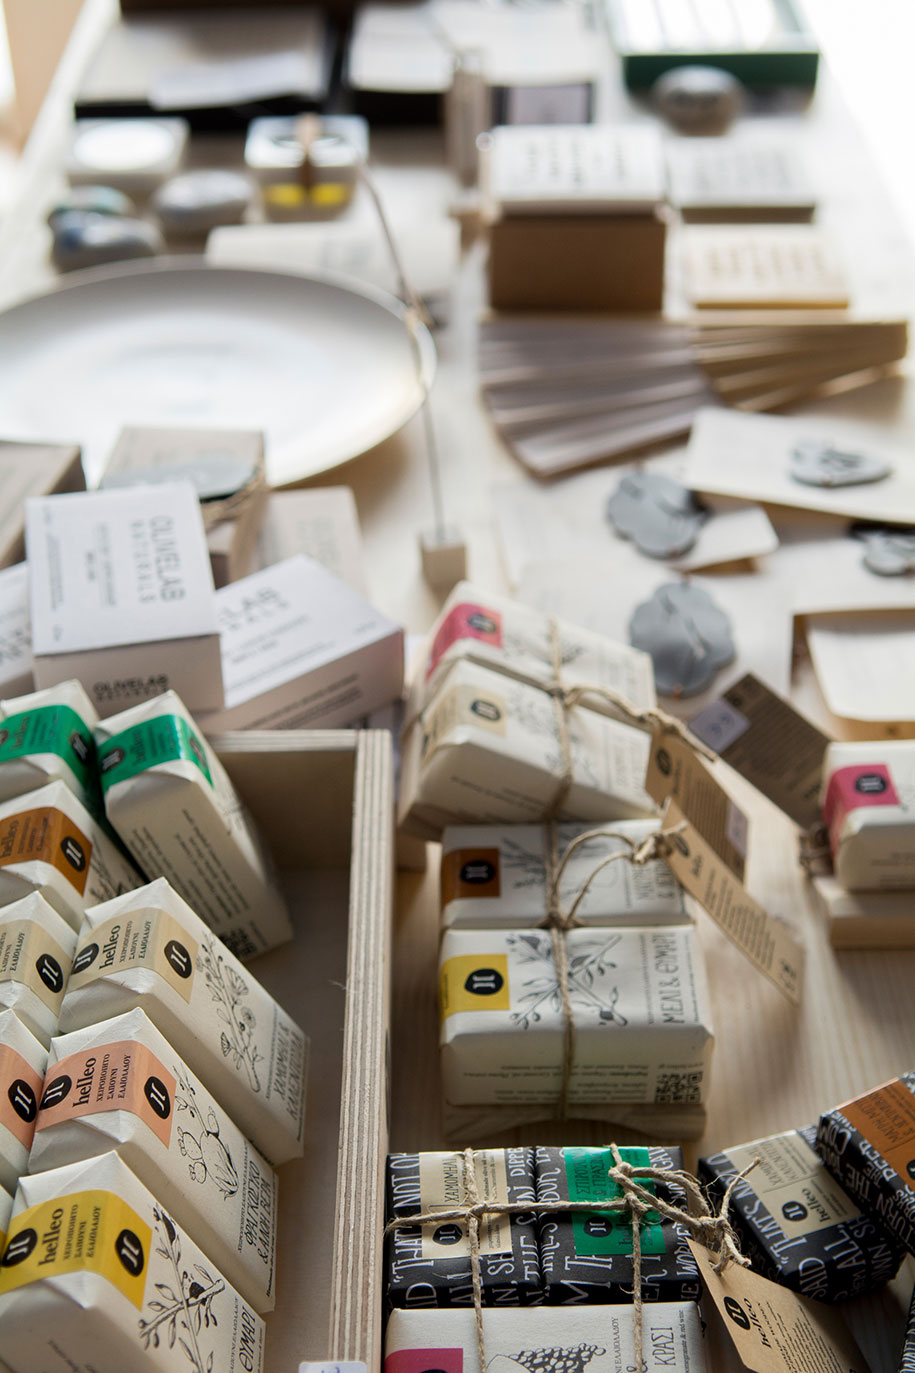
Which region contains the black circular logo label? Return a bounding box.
[470,699,501,722]
[40,1074,73,1111]
[60,836,86,872]
[656,747,672,776]
[36,952,64,993]
[2,1228,37,1267]
[69,731,91,765]
[782,1200,808,1223]
[464,968,504,996]
[467,613,497,635]
[100,747,125,774]
[583,1216,613,1238]
[72,943,100,975]
[906,1159,915,1182]
[724,1297,751,1330]
[115,1229,145,1277]
[8,1079,37,1123]
[854,773,887,795]
[144,1076,172,1120]
[432,1223,463,1246]
[459,860,496,885]
[164,939,193,979]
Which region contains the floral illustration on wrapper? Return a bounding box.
[198,936,262,1092]
[488,1344,606,1373]
[139,1207,224,1373]
[506,933,627,1030]
[174,1064,240,1197]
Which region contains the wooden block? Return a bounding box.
[812,873,915,949]
[420,525,468,590]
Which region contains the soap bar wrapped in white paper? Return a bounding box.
[441,821,688,929]
[95,691,293,958]
[0,1179,10,1246]
[0,564,33,701]
[420,580,656,716]
[31,1006,278,1313]
[0,679,99,812]
[0,779,141,932]
[384,1302,708,1373]
[0,1151,266,1373]
[439,926,713,1108]
[400,658,655,838]
[60,877,307,1165]
[0,893,76,1045]
[822,741,915,891]
[0,1009,47,1194]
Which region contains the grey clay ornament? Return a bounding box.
[606,470,707,559]
[790,437,892,488]
[629,581,735,698]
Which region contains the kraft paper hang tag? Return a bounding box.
[645,728,747,882]
[688,673,831,833]
[661,799,804,1003]
[686,1240,871,1373]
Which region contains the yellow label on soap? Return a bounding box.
[0,1190,151,1307]
[440,953,510,1020]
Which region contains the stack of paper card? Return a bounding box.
[682,225,850,309]
[665,136,816,222]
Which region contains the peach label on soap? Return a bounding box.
[687,1239,871,1372]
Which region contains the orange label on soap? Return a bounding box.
[441,848,501,906]
[0,806,92,895]
[842,1078,915,1184]
[69,909,197,1002]
[37,1041,175,1148]
[0,1190,151,1306]
[0,1044,41,1148]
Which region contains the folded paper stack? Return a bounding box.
[700,1124,904,1301]
[439,927,713,1119]
[822,740,915,891]
[441,821,688,929]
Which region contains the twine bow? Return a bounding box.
[384,1146,756,1372]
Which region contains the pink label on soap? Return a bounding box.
[385,1349,462,1373]
[427,604,503,679]
[823,763,900,855]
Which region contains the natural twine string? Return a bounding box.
[541,819,686,1121]
[384,1146,756,1373]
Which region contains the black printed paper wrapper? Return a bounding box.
[534,1145,701,1305]
[385,1149,543,1309]
[817,1072,915,1258]
[899,1281,915,1372]
[700,1125,903,1303]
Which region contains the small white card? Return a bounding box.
[683,224,849,308]
[665,136,816,216]
[486,124,666,213]
[807,611,915,723]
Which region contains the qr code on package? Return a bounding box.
[655,1072,703,1104]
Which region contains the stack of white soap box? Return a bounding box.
[399,581,661,840]
[0,678,309,1373]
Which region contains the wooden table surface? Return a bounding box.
[4,3,915,1368]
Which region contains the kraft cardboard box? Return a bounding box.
[26,482,223,717]
[0,440,84,570]
[197,554,403,732]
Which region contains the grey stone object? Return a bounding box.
[606,470,706,558]
[629,581,735,697]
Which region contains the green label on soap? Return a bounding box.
[565,1147,665,1257]
[0,705,95,792]
[98,715,212,793]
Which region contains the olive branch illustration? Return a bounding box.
[506,933,627,1030]
[197,938,262,1092]
[139,1207,224,1373]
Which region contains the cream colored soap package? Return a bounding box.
[439,925,714,1113]
[0,1008,47,1194]
[0,1150,266,1373]
[0,564,33,701]
[0,778,141,932]
[0,893,76,1045]
[60,877,307,1165]
[822,740,915,891]
[31,1006,278,1314]
[0,1177,10,1244]
[385,1303,708,1372]
[400,657,655,839]
[96,691,292,958]
[0,680,99,812]
[441,820,688,929]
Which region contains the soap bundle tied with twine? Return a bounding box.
[384,1145,757,1373]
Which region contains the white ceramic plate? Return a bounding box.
[0,258,436,487]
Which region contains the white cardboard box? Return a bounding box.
[198,555,403,732]
[0,565,32,700]
[26,482,223,717]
